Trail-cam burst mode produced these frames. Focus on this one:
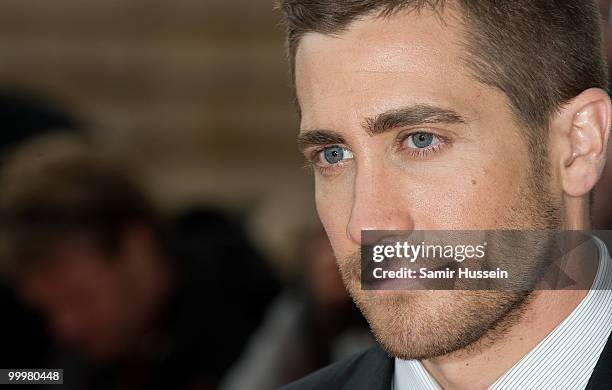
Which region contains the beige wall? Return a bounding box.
[0,0,310,212]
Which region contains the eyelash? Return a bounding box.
[306,131,449,176]
[397,132,448,158]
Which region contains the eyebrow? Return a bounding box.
[364,104,466,135]
[297,130,346,153]
[297,104,466,153]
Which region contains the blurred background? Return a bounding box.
[0,1,611,389]
[0,1,373,389]
[0,0,305,209]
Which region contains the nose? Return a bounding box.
[346,165,415,245]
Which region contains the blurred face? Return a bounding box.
[295,10,560,359]
[20,238,142,361]
[305,229,351,307]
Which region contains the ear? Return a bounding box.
[551,88,611,197]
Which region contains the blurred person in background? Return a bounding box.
[0,90,80,371]
[0,135,279,390]
[221,190,373,390]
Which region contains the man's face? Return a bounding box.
[295,9,559,359]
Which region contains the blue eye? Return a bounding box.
[409,133,434,149]
[321,146,354,165]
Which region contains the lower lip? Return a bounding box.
[368,276,424,291]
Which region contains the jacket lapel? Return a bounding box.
[341,346,394,390]
[586,333,611,389]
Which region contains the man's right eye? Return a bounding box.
[316,146,354,166]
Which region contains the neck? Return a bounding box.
[564,195,591,230]
[421,289,587,390]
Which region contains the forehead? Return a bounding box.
[294,8,492,129]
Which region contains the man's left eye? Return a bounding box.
[405,132,439,149]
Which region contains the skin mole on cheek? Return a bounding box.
[471,179,477,185]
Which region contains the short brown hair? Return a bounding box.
[0,135,158,275]
[277,0,609,130]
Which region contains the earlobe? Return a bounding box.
[557,88,611,197]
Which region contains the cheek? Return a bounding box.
[388,152,529,229]
[415,165,528,229]
[315,175,354,253]
[82,277,124,331]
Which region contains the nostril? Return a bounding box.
[360,230,422,248]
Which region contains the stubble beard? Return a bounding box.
[336,160,562,360]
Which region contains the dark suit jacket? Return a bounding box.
[281,334,612,390]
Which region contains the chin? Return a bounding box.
[348,286,531,360]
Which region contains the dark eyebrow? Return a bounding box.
[297,130,346,153]
[364,104,466,135]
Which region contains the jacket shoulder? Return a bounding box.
[279,345,393,390]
